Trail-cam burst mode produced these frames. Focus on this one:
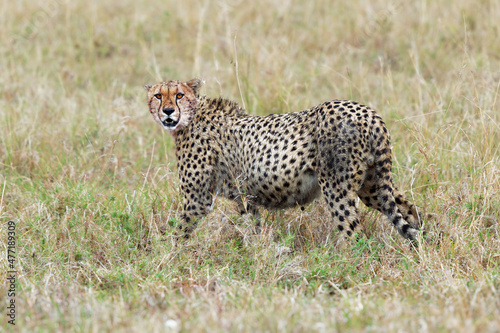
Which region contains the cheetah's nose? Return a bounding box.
[163,108,175,116]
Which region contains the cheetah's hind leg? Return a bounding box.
[316,140,368,243]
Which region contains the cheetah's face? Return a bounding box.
[145,79,202,135]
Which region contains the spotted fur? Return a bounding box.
[145,79,422,241]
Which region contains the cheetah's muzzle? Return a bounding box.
[161,116,179,128]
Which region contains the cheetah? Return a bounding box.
[145,78,422,242]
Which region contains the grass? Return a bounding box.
[1,0,499,331]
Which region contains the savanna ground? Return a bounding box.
[1,0,500,331]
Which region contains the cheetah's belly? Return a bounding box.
[248,170,321,209]
[283,172,321,208]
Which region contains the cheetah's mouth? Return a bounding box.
[161,117,179,129]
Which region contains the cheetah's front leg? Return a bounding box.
[176,186,214,239]
[237,200,261,232]
[175,164,215,239]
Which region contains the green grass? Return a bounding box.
[1,0,500,331]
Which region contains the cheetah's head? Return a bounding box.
[145,78,202,136]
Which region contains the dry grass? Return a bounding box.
[1,0,499,331]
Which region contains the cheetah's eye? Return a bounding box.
[176,93,184,99]
[154,93,162,100]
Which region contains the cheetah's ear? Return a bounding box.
[187,78,203,96]
[144,85,152,91]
